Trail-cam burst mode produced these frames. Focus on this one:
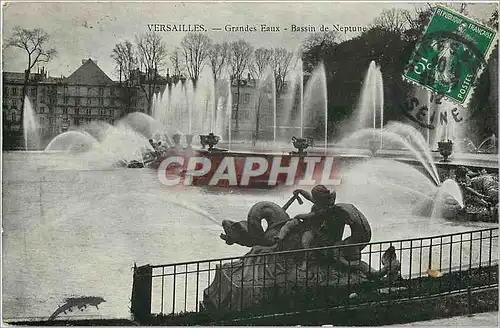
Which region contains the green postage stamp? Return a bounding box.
[403,5,498,107]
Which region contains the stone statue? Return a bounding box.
[274,185,343,250]
[219,201,292,248]
[419,166,499,222]
[455,166,498,222]
[207,185,401,312]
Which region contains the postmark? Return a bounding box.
[403,5,498,108]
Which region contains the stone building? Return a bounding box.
[2,57,295,148]
[2,69,61,147]
[54,59,124,133]
[2,59,127,148]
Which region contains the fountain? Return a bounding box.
[280,57,302,141]
[302,62,328,153]
[23,95,40,150]
[353,61,384,149]
[477,134,498,153]
[118,112,166,141]
[437,139,453,162]
[44,131,99,153]
[339,126,441,186]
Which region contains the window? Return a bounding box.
[12,88,18,96]
[110,87,115,96]
[98,98,104,106]
[75,108,79,116]
[63,108,68,115]
[11,113,16,121]
[64,86,68,93]
[30,87,37,97]
[74,118,79,125]
[11,100,16,107]
[243,93,250,104]
[110,98,115,106]
[75,98,80,105]
[87,97,92,105]
[100,109,105,116]
[76,86,80,94]
[86,109,91,116]
[64,97,69,104]
[98,87,104,96]
[40,107,45,114]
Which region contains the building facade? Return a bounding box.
[2,58,289,149]
[3,59,133,148]
[53,59,124,133]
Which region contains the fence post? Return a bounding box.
[467,285,473,317]
[131,264,153,324]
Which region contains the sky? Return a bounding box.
[2,1,497,80]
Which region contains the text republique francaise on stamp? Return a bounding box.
[403,5,498,108]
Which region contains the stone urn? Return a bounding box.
[291,136,312,156]
[200,132,220,151]
[185,134,193,148]
[172,134,182,148]
[438,140,453,162]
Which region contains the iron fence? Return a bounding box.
[132,227,498,322]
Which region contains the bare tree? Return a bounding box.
[272,48,294,95]
[111,41,138,113]
[208,42,229,82]
[6,26,57,137]
[111,41,137,84]
[229,39,254,131]
[250,47,273,80]
[169,47,185,79]
[180,33,212,84]
[373,8,411,35]
[135,32,167,114]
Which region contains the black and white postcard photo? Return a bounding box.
[1,1,499,326]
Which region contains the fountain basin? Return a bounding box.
[148,147,498,189]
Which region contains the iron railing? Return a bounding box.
[132,227,498,322]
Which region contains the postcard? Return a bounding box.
[2,1,498,326]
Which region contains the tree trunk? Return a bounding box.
[235,81,240,134]
[255,96,261,143]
